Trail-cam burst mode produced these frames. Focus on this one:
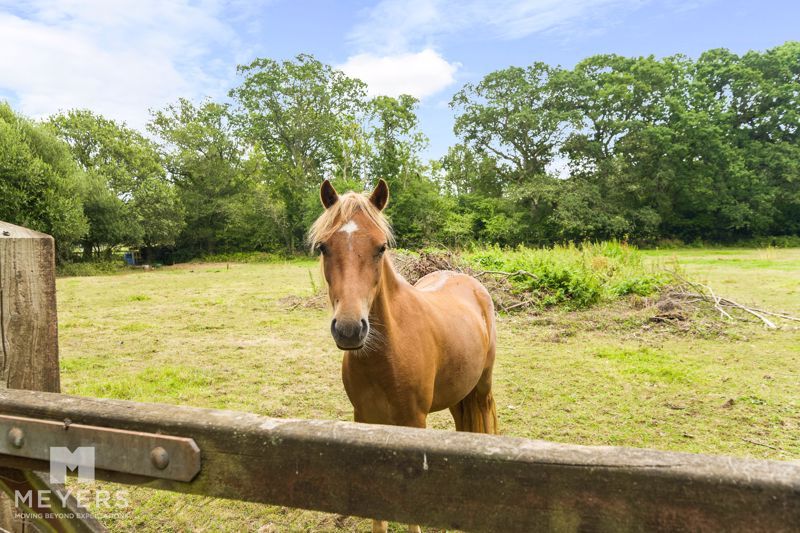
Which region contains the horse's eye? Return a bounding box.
[377,244,387,256]
[317,243,329,256]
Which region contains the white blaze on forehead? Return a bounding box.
[338,220,359,235]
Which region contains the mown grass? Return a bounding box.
[56,247,800,532]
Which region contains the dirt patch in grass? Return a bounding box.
[279,293,328,310]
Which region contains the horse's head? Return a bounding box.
[309,179,392,350]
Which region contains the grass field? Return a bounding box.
[56,248,800,532]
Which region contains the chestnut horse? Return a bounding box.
[309,179,498,533]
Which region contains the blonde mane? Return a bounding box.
[308,191,394,249]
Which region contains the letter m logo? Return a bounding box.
[49,447,94,484]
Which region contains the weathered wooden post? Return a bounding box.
[0,221,103,532]
[0,222,60,391]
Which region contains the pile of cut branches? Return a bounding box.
[657,276,800,329]
[392,250,466,284]
[393,250,540,312]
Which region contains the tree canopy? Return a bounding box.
[2,43,799,262]
[0,103,87,257]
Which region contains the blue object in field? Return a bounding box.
[123,252,136,266]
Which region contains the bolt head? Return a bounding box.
[150,446,170,470]
[7,428,24,448]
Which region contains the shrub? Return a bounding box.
[194,251,289,263]
[462,240,668,310]
[57,259,127,277]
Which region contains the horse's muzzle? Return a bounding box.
[331,318,368,350]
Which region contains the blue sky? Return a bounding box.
[1,0,798,159]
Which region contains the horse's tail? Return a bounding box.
[457,386,499,435]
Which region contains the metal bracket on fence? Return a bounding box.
[0,414,201,482]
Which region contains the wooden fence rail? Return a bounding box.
[0,388,798,532]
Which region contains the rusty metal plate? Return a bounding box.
[0,414,200,482]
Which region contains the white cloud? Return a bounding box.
[0,0,252,129]
[349,0,449,55]
[349,0,650,53]
[339,49,459,99]
[343,0,653,101]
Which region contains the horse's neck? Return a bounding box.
[368,256,407,343]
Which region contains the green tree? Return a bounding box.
[149,98,256,255]
[441,143,504,198]
[558,54,687,240]
[369,95,426,182]
[0,103,87,256]
[230,54,368,251]
[694,43,800,237]
[440,144,526,245]
[450,63,577,243]
[50,109,184,256]
[368,95,443,246]
[451,63,576,181]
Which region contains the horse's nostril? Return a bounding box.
[331,318,367,348]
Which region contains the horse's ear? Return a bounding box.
[369,179,389,211]
[320,179,338,209]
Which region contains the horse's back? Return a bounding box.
[413,270,495,344]
[415,270,492,305]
